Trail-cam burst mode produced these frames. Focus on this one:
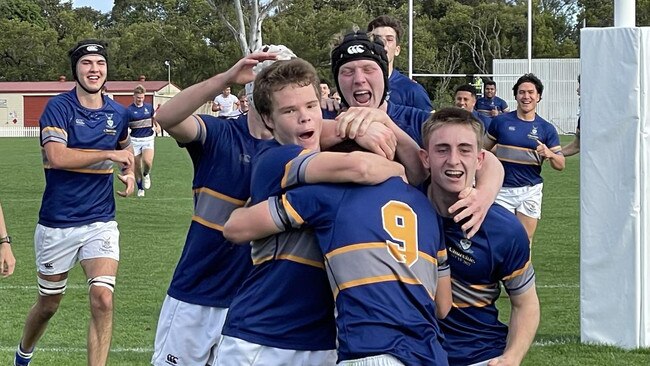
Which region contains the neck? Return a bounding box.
[76,87,103,109]
[517,109,536,121]
[388,63,394,77]
[247,112,273,140]
[428,185,458,218]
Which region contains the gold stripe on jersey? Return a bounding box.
[280,150,317,189]
[495,144,542,166]
[501,260,532,281]
[42,126,68,138]
[251,229,324,269]
[129,118,153,129]
[192,187,246,230]
[332,273,433,301]
[449,277,500,308]
[282,195,304,226]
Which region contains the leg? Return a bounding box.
[515,211,538,246]
[16,272,68,364]
[134,154,145,196]
[141,147,154,190]
[81,257,118,366]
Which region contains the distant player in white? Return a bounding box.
[211,86,240,118]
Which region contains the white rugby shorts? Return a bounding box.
[214,335,337,366]
[131,135,155,156]
[495,183,544,219]
[152,295,228,366]
[338,354,405,366]
[34,221,119,275]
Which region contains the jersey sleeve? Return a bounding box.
[251,145,319,203]
[544,122,562,154]
[412,84,433,112]
[495,214,535,296]
[40,97,71,147]
[486,115,501,141]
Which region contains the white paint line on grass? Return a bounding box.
[537,284,579,288]
[4,197,192,203]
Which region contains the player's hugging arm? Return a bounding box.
[223,200,283,244]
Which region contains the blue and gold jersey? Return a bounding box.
[272,177,449,364]
[439,204,535,366]
[387,69,433,112]
[386,102,430,148]
[475,96,508,114]
[126,102,155,138]
[222,141,337,351]
[167,115,266,307]
[487,111,562,187]
[38,90,130,228]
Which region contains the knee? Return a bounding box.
[88,276,115,314]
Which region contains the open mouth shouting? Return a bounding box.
[353,90,372,105]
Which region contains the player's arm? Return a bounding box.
[488,286,540,366]
[435,273,452,319]
[536,140,565,171]
[562,134,580,157]
[320,119,397,161]
[44,141,134,171]
[223,200,283,244]
[0,203,16,278]
[116,144,136,197]
[449,151,504,239]
[211,100,221,112]
[156,52,277,143]
[304,151,405,185]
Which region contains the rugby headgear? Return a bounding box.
[68,39,108,94]
[330,31,389,107]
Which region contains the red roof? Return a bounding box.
[0,80,176,93]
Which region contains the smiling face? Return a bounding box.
[265,83,323,151]
[420,123,484,197]
[484,84,496,98]
[516,82,541,116]
[454,91,476,112]
[76,54,107,94]
[338,59,385,108]
[133,93,145,107]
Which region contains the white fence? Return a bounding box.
[0,126,39,137]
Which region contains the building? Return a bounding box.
[0,76,180,128]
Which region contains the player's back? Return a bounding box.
[280,177,449,364]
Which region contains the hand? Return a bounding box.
[109,150,134,170]
[490,109,499,117]
[448,187,490,239]
[223,51,279,85]
[488,355,519,366]
[116,172,135,197]
[321,98,341,114]
[536,140,553,160]
[335,107,391,139]
[354,122,397,160]
[0,243,16,278]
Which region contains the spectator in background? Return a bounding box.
[476,79,509,117]
[367,15,433,111]
[211,86,240,118]
[562,75,580,156]
[454,84,492,131]
[0,202,16,278]
[330,89,341,103]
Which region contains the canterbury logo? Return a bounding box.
[347,45,365,54]
[165,354,178,365]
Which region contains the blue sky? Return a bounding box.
[71,0,115,14]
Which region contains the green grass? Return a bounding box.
[0,136,649,365]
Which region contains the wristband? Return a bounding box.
[0,235,12,245]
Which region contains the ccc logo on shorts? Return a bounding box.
[347,45,365,54]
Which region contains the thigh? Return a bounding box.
[517,183,543,219]
[141,147,155,165]
[132,139,145,156]
[77,221,120,266]
[494,187,519,214]
[152,296,228,366]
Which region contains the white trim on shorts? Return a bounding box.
[338,354,405,366]
[495,183,544,219]
[152,295,228,366]
[214,335,337,366]
[34,221,119,275]
[467,357,499,366]
[131,135,155,156]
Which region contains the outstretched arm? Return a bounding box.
[224,200,282,243]
[305,151,405,185]
[156,52,277,143]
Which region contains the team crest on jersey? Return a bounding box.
[459,238,473,252]
[104,113,117,135]
[527,125,539,141]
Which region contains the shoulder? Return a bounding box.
[484,204,527,239]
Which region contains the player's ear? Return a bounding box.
[476,149,485,170]
[394,44,401,57]
[418,148,430,169]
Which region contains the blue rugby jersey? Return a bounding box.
[38,90,130,228]
[387,69,433,112]
[487,111,562,187]
[126,102,155,138]
[274,177,450,365]
[222,141,337,351]
[475,96,508,115]
[472,111,492,132]
[166,115,266,307]
[386,102,430,147]
[439,204,535,366]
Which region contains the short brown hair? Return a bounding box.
[421,108,484,150]
[253,58,320,120]
[133,84,146,94]
[367,15,403,44]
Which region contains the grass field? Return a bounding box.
[0,136,649,365]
